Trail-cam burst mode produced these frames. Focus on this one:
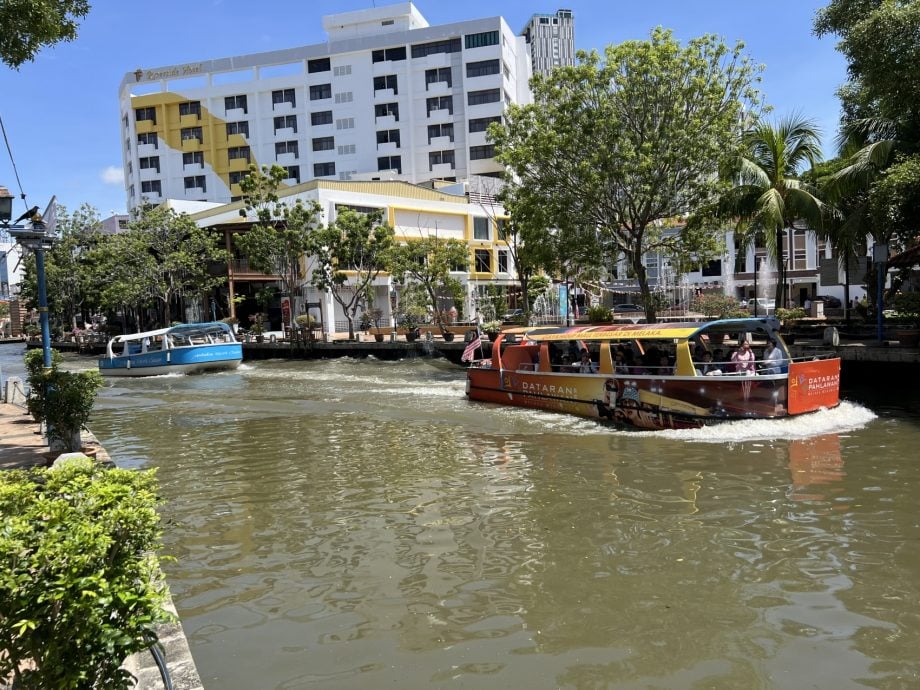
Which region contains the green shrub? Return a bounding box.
[776,307,807,322]
[0,459,172,688]
[23,349,103,452]
[587,304,613,323]
[692,293,739,319]
[892,291,920,322]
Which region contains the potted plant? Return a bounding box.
[587,304,613,324]
[365,307,385,342]
[483,320,503,341]
[892,291,920,347]
[401,306,426,342]
[249,312,266,342]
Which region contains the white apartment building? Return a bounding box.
[118,2,533,214]
[520,9,575,76]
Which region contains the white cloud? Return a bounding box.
[100,166,124,185]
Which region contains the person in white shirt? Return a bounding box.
[762,338,787,374]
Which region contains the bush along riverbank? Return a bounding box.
[0,451,172,688]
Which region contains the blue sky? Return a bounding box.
[0,0,846,220]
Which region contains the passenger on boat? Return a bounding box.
[697,351,722,376]
[657,354,673,375]
[762,338,787,374]
[613,349,630,374]
[578,349,597,373]
[730,340,756,375]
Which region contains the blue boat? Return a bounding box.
[98,322,242,377]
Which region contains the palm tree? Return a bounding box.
[722,115,825,309]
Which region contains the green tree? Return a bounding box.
[0,0,90,68]
[716,115,825,309]
[311,208,395,340]
[87,230,156,330]
[126,206,229,326]
[815,1,920,260]
[385,236,469,335]
[491,28,761,322]
[19,203,104,333]
[237,164,323,324]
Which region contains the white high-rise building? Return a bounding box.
[520,9,575,77]
[118,2,532,213]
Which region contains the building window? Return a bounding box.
[473,216,490,240]
[137,132,157,148]
[140,180,161,195]
[308,57,331,73]
[283,165,301,182]
[466,59,500,78]
[337,143,356,155]
[376,129,400,146]
[225,94,248,113]
[275,141,299,158]
[411,38,461,58]
[182,151,204,167]
[468,89,501,106]
[425,67,452,89]
[469,116,501,133]
[181,126,202,142]
[334,91,354,104]
[335,117,355,130]
[226,121,249,137]
[701,259,722,277]
[122,113,128,129]
[139,156,160,172]
[497,218,509,240]
[273,115,297,133]
[228,146,251,162]
[134,106,156,124]
[272,88,296,108]
[333,64,352,76]
[373,74,398,94]
[429,150,455,169]
[313,162,335,178]
[427,123,454,143]
[184,175,206,191]
[475,248,492,273]
[311,110,333,126]
[127,160,132,174]
[426,96,453,115]
[178,101,201,118]
[309,84,331,100]
[374,102,399,120]
[371,46,406,62]
[312,136,335,152]
[498,249,509,273]
[229,171,246,185]
[377,156,402,173]
[470,144,495,160]
[465,30,499,50]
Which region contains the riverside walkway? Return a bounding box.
[0,402,203,690]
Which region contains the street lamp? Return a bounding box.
[2,194,54,369]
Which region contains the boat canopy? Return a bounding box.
[108,321,233,343]
[518,318,782,343]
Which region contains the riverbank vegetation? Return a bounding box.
[0,457,171,688]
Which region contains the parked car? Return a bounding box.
[747,298,775,315]
[613,303,644,313]
[502,308,524,321]
[815,295,842,308]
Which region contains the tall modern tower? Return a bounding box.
[118,2,533,213]
[520,9,575,77]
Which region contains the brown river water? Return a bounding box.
[3,345,919,689]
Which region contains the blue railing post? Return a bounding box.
[35,247,52,368]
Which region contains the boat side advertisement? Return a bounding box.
[787,359,841,414]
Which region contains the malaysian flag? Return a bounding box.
[461,331,482,362]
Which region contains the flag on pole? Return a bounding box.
[461,331,482,362]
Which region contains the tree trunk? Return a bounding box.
[630,252,656,323]
[774,230,786,310]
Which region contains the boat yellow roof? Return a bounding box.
[514,318,778,342]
